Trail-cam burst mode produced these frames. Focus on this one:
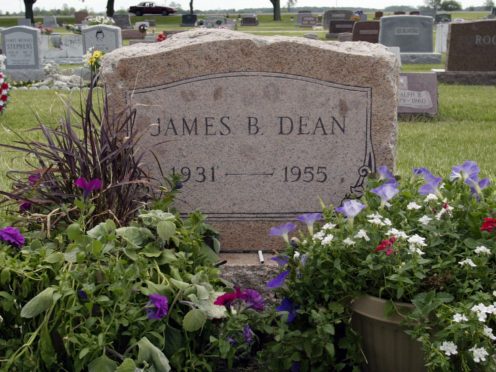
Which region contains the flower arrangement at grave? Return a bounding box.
[0,72,10,114]
[156,31,168,42]
[86,15,115,25]
[261,162,496,371]
[35,22,53,34]
[83,48,105,73]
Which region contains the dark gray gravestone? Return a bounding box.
[352,21,380,43]
[81,25,122,53]
[241,15,259,26]
[379,15,434,52]
[410,11,420,15]
[17,18,32,26]
[181,14,198,26]
[435,13,452,23]
[1,26,42,70]
[322,10,353,30]
[493,7,496,16]
[421,8,436,18]
[43,15,58,28]
[394,11,406,15]
[398,73,438,116]
[113,14,133,29]
[299,15,319,27]
[446,20,496,71]
[330,20,355,34]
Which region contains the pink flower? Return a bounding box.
[75,177,102,198]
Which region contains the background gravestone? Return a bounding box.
[374,11,384,20]
[322,10,353,30]
[41,34,83,64]
[446,20,496,71]
[0,26,44,80]
[113,14,133,29]
[299,15,319,27]
[435,23,449,53]
[181,14,197,26]
[352,21,380,43]
[379,15,441,63]
[43,15,58,28]
[101,29,399,251]
[17,18,32,26]
[398,73,438,116]
[435,13,452,23]
[81,25,122,53]
[241,15,259,26]
[74,10,89,24]
[329,20,355,36]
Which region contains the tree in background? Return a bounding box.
[106,0,115,17]
[440,0,462,11]
[169,1,183,12]
[24,0,37,24]
[189,0,194,15]
[287,0,297,12]
[270,0,281,21]
[485,0,495,10]
[424,0,442,10]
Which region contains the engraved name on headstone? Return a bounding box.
[398,73,438,116]
[0,26,41,69]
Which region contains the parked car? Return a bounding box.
[128,2,176,16]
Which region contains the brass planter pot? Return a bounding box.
[351,295,426,372]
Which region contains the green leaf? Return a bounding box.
[79,347,91,359]
[157,221,176,243]
[0,268,11,285]
[182,309,206,332]
[67,223,83,241]
[88,355,118,372]
[116,227,154,248]
[137,337,171,372]
[44,252,65,264]
[88,220,116,240]
[116,358,137,372]
[40,325,57,367]
[164,326,184,357]
[21,287,57,318]
[170,278,191,291]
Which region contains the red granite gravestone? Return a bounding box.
[352,21,380,43]
[446,20,496,71]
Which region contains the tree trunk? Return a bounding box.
[270,0,281,21]
[189,0,194,15]
[106,0,115,17]
[24,0,36,25]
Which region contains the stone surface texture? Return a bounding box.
[446,20,496,71]
[102,29,399,251]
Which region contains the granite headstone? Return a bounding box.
[398,73,438,116]
[241,15,259,26]
[446,20,496,71]
[322,10,353,30]
[113,14,133,29]
[181,14,198,26]
[81,25,122,53]
[329,20,355,34]
[374,11,384,20]
[435,13,452,23]
[43,15,58,28]
[352,21,380,43]
[101,29,399,251]
[41,34,83,64]
[435,22,449,53]
[299,15,319,27]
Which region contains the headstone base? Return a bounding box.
[434,70,496,85]
[338,32,353,42]
[400,53,441,64]
[5,69,45,81]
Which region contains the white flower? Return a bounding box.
[493,291,496,297]
[408,246,425,255]
[470,346,488,363]
[367,213,382,219]
[418,215,432,225]
[408,234,427,247]
[321,234,334,246]
[343,238,355,246]
[459,258,476,267]
[322,223,336,230]
[471,304,490,322]
[439,341,458,356]
[407,201,421,210]
[293,251,301,259]
[386,228,408,239]
[383,218,392,226]
[425,193,438,201]
[354,229,370,241]
[313,231,325,241]
[483,326,496,340]
[453,313,468,323]
[475,245,491,255]
[367,216,384,226]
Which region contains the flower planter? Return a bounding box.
[351,295,426,372]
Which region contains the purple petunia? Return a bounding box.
[271,255,289,267]
[267,270,290,289]
[276,298,298,323]
[75,177,103,198]
[336,200,365,219]
[243,324,255,344]
[450,161,480,182]
[19,201,32,213]
[371,182,399,203]
[296,213,322,235]
[0,226,25,248]
[377,165,396,184]
[269,222,296,243]
[414,167,442,196]
[239,288,265,312]
[147,293,169,320]
[28,173,41,186]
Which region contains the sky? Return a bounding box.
[2,0,488,13]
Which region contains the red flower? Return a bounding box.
[374,236,397,256]
[156,32,167,42]
[1,95,7,102]
[214,288,241,308]
[1,83,8,90]
[481,217,496,233]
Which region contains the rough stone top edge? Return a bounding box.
[102,29,397,72]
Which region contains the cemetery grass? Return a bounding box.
[0,85,494,196]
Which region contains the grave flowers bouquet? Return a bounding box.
[0,71,10,114]
[86,15,115,25]
[265,161,496,371]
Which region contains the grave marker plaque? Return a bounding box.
[81,25,122,53]
[352,21,380,43]
[398,73,438,116]
[102,30,399,250]
[0,26,41,69]
[113,14,132,29]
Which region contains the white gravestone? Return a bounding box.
[81,25,122,54]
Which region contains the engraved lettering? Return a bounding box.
[247,116,261,135]
[298,116,310,135]
[219,116,231,135]
[205,117,216,135]
[164,118,178,136]
[278,116,294,135]
[150,118,161,136]
[182,117,198,135]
